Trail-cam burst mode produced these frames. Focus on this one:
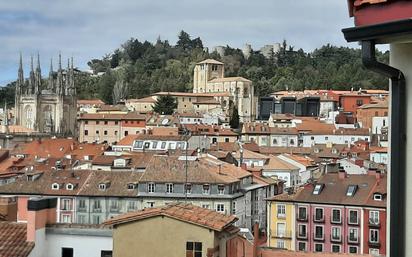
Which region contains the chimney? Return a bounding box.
[241,163,247,171]
[70,143,75,151]
[0,196,17,221]
[253,222,259,257]
[338,167,347,179]
[27,197,57,242]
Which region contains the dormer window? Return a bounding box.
[51,183,60,190]
[66,183,74,190]
[127,183,136,190]
[346,185,358,197]
[312,184,324,195]
[99,183,107,191]
[332,148,338,154]
[373,193,383,201]
[218,185,225,195]
[314,148,320,153]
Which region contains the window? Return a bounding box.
[166,183,174,193]
[110,200,119,211]
[312,184,324,195]
[332,209,341,223]
[127,183,136,190]
[85,130,88,136]
[314,226,324,240]
[66,183,74,190]
[61,199,71,211]
[290,139,295,145]
[349,210,359,224]
[201,204,210,209]
[348,228,358,242]
[114,121,118,125]
[298,224,307,238]
[331,227,341,241]
[101,251,112,257]
[96,130,99,134]
[93,200,101,211]
[152,141,158,149]
[314,244,323,252]
[124,131,128,136]
[85,121,88,125]
[62,214,71,223]
[346,185,358,196]
[99,183,106,190]
[78,199,86,210]
[232,202,236,214]
[370,229,379,243]
[92,215,101,224]
[144,142,150,149]
[186,242,202,257]
[225,138,230,143]
[369,211,380,225]
[216,204,225,213]
[77,215,86,224]
[276,240,285,249]
[332,245,341,253]
[202,184,210,194]
[277,204,286,218]
[298,207,307,220]
[62,247,73,257]
[298,242,306,251]
[52,183,60,190]
[127,201,137,211]
[185,184,192,194]
[314,208,324,221]
[373,193,383,201]
[369,248,380,256]
[146,202,155,208]
[356,99,364,106]
[114,131,118,136]
[104,121,108,125]
[148,183,155,193]
[349,246,358,254]
[104,130,108,135]
[218,185,225,195]
[212,64,218,71]
[161,142,166,149]
[96,121,100,125]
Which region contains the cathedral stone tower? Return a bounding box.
[14,53,77,136]
[193,59,224,93]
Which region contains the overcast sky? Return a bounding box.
[0,0,360,85]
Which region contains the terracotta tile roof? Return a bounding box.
[196,59,224,65]
[232,149,269,160]
[104,202,237,232]
[358,101,388,109]
[209,142,239,152]
[126,96,157,103]
[192,98,221,105]
[353,0,388,7]
[155,91,230,97]
[17,138,77,159]
[133,134,189,141]
[116,135,141,146]
[260,248,371,257]
[78,112,145,121]
[269,173,387,208]
[140,156,250,184]
[184,124,238,136]
[263,156,300,171]
[68,143,107,160]
[259,147,312,155]
[279,154,316,167]
[0,222,34,257]
[92,153,154,169]
[242,142,260,152]
[98,105,129,112]
[7,125,35,133]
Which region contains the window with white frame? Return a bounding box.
[128,201,137,211]
[331,227,341,241]
[369,248,380,256]
[348,228,359,242]
[276,240,285,249]
[217,185,225,195]
[148,183,155,193]
[202,184,210,194]
[314,243,323,252]
[349,246,358,254]
[369,210,380,225]
[61,199,71,211]
[314,208,324,221]
[298,206,307,220]
[201,204,210,209]
[66,183,74,190]
[166,183,174,193]
[314,226,324,240]
[52,183,60,190]
[61,214,71,223]
[277,204,286,218]
[370,229,379,243]
[277,223,286,237]
[78,199,86,210]
[298,224,307,238]
[146,202,155,208]
[215,204,225,213]
[349,210,359,224]
[332,244,341,253]
[93,200,101,210]
[332,209,341,223]
[298,242,306,251]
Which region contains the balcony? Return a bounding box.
[110,207,119,213]
[347,235,359,244]
[313,215,325,223]
[92,208,102,213]
[277,213,286,219]
[347,216,360,226]
[313,233,325,242]
[296,232,308,240]
[271,230,292,239]
[330,234,342,243]
[368,219,381,228]
[77,206,87,212]
[296,215,308,222]
[368,240,381,248]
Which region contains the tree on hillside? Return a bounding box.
[112,80,128,104]
[229,106,240,129]
[176,30,192,50]
[152,94,177,115]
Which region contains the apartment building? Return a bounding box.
[356,101,388,129]
[242,123,299,147]
[267,169,387,255]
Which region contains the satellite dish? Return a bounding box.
[161,118,169,125]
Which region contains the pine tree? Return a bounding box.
[152,94,177,115]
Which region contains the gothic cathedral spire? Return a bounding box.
[28,55,35,94]
[56,53,63,96]
[35,53,41,94]
[16,52,24,96]
[48,58,54,91]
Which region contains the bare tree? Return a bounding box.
[112,79,128,104]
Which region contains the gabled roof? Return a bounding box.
[104,203,237,232]
[263,156,300,171]
[208,77,251,83]
[0,222,34,257]
[197,59,224,65]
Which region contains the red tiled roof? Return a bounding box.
[0,222,34,257]
[17,138,77,159]
[104,203,237,232]
[77,99,105,105]
[116,135,141,146]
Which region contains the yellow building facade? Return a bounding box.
[267,200,295,250]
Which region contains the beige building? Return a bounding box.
[193,59,256,122]
[104,203,239,257]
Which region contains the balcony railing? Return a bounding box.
[313,233,325,242]
[313,215,325,223]
[271,230,292,239]
[78,206,87,212]
[93,207,102,213]
[277,213,286,219]
[347,235,359,244]
[368,240,381,248]
[297,215,308,222]
[330,234,342,243]
[368,219,381,228]
[296,232,308,240]
[347,216,359,226]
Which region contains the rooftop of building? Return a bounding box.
[0,222,34,257]
[77,99,105,105]
[263,156,300,171]
[104,202,238,232]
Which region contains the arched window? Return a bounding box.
[24,106,33,129]
[273,138,278,145]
